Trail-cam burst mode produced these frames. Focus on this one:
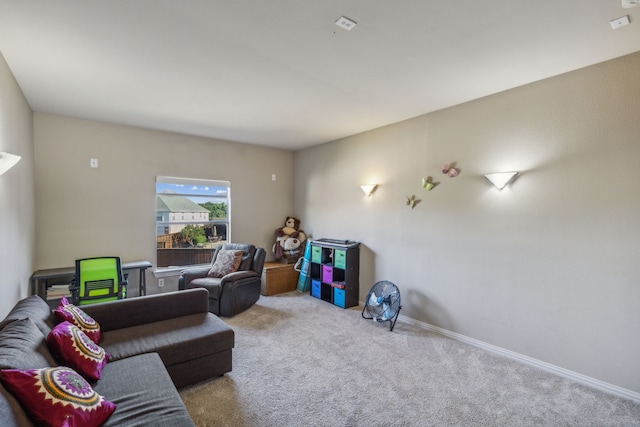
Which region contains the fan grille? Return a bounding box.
[362,281,401,331]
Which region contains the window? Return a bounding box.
[156,176,230,268]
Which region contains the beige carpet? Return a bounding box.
[180,291,640,426]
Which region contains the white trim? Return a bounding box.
[395,313,640,403]
[152,264,209,278]
[153,268,183,278]
[156,176,230,188]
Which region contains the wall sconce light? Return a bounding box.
[484,172,519,190]
[0,152,21,176]
[360,184,378,197]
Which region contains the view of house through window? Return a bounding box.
[156,176,230,268]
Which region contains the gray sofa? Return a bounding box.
[0,288,234,426]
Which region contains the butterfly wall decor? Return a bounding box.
[406,195,420,209]
[421,177,435,191]
[442,163,460,177]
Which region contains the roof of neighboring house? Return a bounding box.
[156,194,210,213]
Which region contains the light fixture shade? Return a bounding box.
[484,172,518,190]
[0,152,21,176]
[360,184,378,197]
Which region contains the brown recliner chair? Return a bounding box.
[178,243,266,317]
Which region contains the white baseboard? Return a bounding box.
[398,314,640,403]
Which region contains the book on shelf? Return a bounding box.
[47,284,71,299]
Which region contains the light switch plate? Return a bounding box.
[90,158,98,168]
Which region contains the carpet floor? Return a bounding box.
[179,291,640,426]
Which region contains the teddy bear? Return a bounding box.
[272,235,303,260]
[273,216,307,261]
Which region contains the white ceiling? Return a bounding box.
[1,1,639,151]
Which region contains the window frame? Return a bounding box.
[155,176,231,270]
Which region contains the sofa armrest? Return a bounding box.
[81,288,210,332]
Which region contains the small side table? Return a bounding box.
[261,262,299,296]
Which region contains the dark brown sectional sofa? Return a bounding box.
[0,288,234,426]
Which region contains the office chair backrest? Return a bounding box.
[75,257,125,305]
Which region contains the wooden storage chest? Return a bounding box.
[261,262,299,296]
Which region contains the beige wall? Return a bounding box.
[0,51,35,317]
[294,52,640,394]
[2,43,639,396]
[33,113,294,293]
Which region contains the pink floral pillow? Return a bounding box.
[54,297,101,344]
[0,366,116,427]
[208,250,243,278]
[46,321,109,381]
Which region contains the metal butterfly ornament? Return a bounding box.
[442,163,459,177]
[421,177,435,191]
[406,195,420,209]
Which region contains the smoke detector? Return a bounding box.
[335,16,357,31]
[610,15,630,29]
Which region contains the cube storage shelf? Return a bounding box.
[309,239,360,308]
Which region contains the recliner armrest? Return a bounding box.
[178,266,210,290]
[221,270,259,284]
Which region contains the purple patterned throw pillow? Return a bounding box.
[54,297,101,344]
[0,366,116,427]
[46,321,109,381]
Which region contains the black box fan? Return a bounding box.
[361,281,402,331]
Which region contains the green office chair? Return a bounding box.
[69,257,128,306]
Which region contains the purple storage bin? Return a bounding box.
[322,265,332,283]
